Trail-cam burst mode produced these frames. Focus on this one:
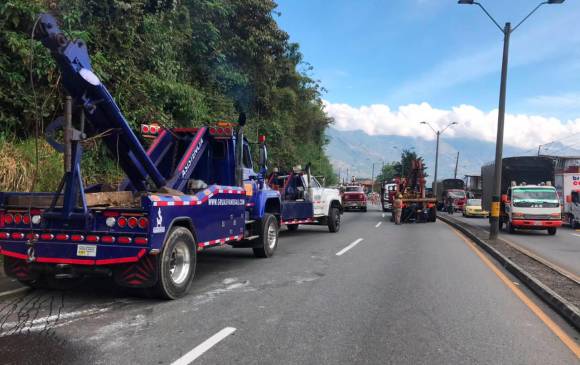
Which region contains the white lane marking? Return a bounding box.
[572,233,580,238]
[336,238,364,256]
[0,287,29,299]
[172,327,236,365]
[382,213,385,218]
[375,222,382,228]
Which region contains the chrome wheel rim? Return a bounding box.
[169,241,191,285]
[267,222,277,249]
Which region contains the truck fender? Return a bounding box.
[163,217,199,249]
[329,199,343,214]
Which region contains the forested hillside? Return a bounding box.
[0,0,335,191]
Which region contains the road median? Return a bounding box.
[438,214,580,331]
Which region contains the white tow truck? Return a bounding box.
[268,166,343,232]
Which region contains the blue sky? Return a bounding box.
[276,0,580,121]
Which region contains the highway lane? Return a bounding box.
[452,213,580,279]
[0,207,578,364]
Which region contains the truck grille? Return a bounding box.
[522,214,556,220]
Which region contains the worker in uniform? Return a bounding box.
[446,195,454,214]
[393,193,403,225]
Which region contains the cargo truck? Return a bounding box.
[482,156,561,235]
[554,157,580,228]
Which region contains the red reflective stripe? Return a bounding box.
[36,257,95,265]
[147,129,167,154]
[0,250,28,260]
[177,127,206,171]
[94,249,146,265]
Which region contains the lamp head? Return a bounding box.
[458,0,475,4]
[547,0,565,4]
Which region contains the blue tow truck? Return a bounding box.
[0,14,285,299]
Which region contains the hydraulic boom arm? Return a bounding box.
[36,13,166,191]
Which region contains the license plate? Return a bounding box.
[77,244,97,257]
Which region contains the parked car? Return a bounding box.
[462,198,489,218]
[342,185,367,212]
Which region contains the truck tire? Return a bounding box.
[152,227,196,300]
[547,227,557,235]
[569,215,577,229]
[287,224,299,232]
[429,207,437,222]
[362,206,367,212]
[253,214,279,258]
[328,207,341,233]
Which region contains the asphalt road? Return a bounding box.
[0,207,578,364]
[452,213,580,279]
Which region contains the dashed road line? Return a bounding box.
[375,222,382,228]
[172,327,237,365]
[572,233,580,238]
[336,238,364,256]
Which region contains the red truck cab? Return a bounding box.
[342,186,367,212]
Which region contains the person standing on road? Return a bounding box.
[447,195,454,214]
[393,194,403,225]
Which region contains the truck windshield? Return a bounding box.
[512,188,558,202]
[345,186,363,192]
[447,191,465,199]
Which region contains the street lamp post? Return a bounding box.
[458,0,565,240]
[421,121,457,198]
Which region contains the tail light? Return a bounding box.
[134,237,148,245]
[22,215,31,224]
[138,217,148,229]
[0,232,10,240]
[117,236,132,244]
[101,236,115,244]
[71,235,84,242]
[86,235,100,242]
[55,234,69,241]
[3,214,13,224]
[13,214,22,224]
[128,217,138,229]
[11,233,24,240]
[117,217,127,228]
[40,233,54,240]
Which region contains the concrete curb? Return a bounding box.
[438,215,580,331]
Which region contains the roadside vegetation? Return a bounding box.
[0,0,336,192]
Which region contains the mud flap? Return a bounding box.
[113,255,158,288]
[3,257,37,281]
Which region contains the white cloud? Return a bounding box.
[323,100,580,150]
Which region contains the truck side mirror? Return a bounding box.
[259,144,268,169]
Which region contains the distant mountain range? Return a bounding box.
[324,127,580,183]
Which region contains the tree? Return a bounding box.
[376,162,398,182]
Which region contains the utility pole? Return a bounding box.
[454,151,460,179]
[458,0,566,241]
[421,121,456,198]
[371,163,375,193]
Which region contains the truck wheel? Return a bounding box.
[429,207,437,222]
[287,224,299,232]
[547,227,557,235]
[253,214,279,258]
[569,215,577,229]
[328,207,341,233]
[362,207,367,212]
[152,227,196,300]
